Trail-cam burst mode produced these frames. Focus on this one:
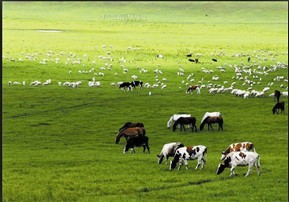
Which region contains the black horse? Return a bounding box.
[172,117,197,132]
[200,116,223,131]
[274,90,281,103]
[272,101,285,114]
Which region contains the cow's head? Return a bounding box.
[216,163,226,175]
[157,154,164,164]
[170,152,181,170]
[216,156,231,175]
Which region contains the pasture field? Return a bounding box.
[2,1,288,202]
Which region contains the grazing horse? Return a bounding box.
[186,85,200,94]
[167,114,191,128]
[272,101,285,114]
[274,90,281,103]
[115,127,144,144]
[200,116,223,131]
[173,117,197,132]
[123,136,150,154]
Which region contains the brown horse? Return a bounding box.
[173,117,197,132]
[115,127,145,144]
[119,122,145,132]
[200,116,223,131]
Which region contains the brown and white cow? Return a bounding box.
[220,142,256,160]
[170,145,207,170]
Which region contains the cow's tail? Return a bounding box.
[257,154,261,168]
[202,147,207,163]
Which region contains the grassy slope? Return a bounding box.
[2,2,288,202]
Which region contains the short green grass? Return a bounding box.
[2,2,288,202]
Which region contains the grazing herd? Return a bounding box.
[115,120,260,177]
[169,112,223,132]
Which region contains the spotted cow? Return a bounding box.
[220,142,256,160]
[170,145,207,170]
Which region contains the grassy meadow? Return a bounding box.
[2,1,288,201]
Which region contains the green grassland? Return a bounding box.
[2,1,288,202]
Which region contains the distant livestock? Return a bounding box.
[216,151,260,177]
[119,82,133,91]
[220,142,256,160]
[212,58,218,62]
[272,101,285,114]
[170,145,207,170]
[186,53,192,57]
[200,114,223,131]
[167,114,191,128]
[186,85,200,94]
[123,136,150,154]
[118,122,145,132]
[157,142,185,164]
[115,127,145,144]
[188,59,195,62]
[172,117,197,132]
[274,90,281,102]
[131,80,143,89]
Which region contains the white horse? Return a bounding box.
[167,114,191,128]
[200,112,222,126]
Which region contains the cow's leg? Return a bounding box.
[184,159,189,170]
[195,157,201,170]
[123,147,128,154]
[230,165,236,176]
[183,125,186,131]
[245,163,253,177]
[178,159,183,170]
[254,162,260,176]
[165,156,169,165]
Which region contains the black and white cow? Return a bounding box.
[216,151,260,177]
[119,82,133,91]
[131,80,143,89]
[157,142,185,164]
[170,145,207,170]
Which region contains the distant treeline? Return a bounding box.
[101,14,147,21]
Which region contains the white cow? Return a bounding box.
[167,114,191,128]
[169,145,207,170]
[216,151,260,177]
[157,142,184,164]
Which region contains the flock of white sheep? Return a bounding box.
[4,47,288,99]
